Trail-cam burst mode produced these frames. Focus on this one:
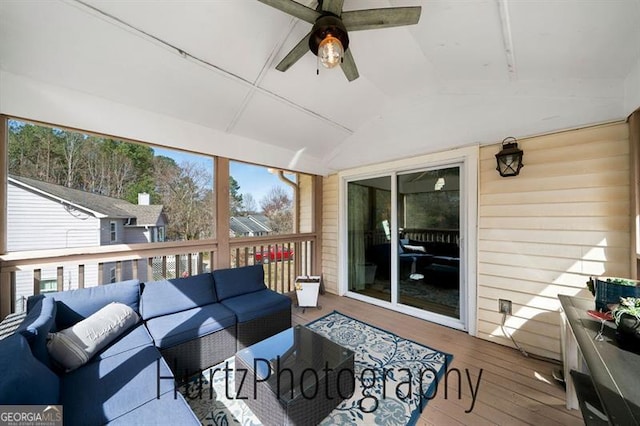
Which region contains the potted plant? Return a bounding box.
[611,297,640,352]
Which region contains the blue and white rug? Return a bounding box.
[182,311,452,426]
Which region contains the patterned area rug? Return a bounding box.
[181,311,452,426]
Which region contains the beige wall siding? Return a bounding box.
[478,122,630,360]
[298,174,312,233]
[322,174,339,294]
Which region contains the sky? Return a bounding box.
[154,147,294,206]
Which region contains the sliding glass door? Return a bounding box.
[397,167,460,319]
[347,177,391,302]
[346,165,464,326]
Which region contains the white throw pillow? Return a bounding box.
[403,244,426,253]
[47,302,139,372]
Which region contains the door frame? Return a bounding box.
[338,146,478,335]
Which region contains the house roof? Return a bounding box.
[9,175,164,224]
[125,205,166,227]
[230,215,272,235]
[1,1,638,176]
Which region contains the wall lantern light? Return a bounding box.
[495,137,524,177]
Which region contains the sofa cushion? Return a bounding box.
[47,302,139,371]
[140,273,217,320]
[220,289,291,323]
[60,344,175,425]
[16,296,57,368]
[0,334,60,404]
[92,323,154,362]
[106,392,200,425]
[213,265,266,301]
[145,303,236,349]
[28,279,140,330]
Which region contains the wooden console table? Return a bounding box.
[559,294,640,425]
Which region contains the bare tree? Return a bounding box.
[155,158,213,240]
[260,186,293,234]
[242,193,258,215]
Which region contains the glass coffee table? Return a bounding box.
[235,324,355,425]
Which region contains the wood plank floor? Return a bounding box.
[291,293,583,426]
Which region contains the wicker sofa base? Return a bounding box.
[236,307,291,350]
[161,325,237,380]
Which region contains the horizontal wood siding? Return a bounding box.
[322,174,339,293]
[123,227,151,244]
[478,122,630,359]
[100,218,125,245]
[7,183,100,251]
[298,174,313,233]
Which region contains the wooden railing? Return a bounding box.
[0,233,317,318]
[355,228,460,249]
[401,228,459,244]
[230,233,316,294]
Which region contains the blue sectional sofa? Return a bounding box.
[0,264,291,425]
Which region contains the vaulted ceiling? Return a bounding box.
[1,0,639,175]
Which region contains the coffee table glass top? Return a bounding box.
[236,324,355,403]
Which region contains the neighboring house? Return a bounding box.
[7,175,167,304]
[229,214,272,237]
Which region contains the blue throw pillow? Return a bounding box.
[17,297,57,368]
[212,265,266,301]
[140,273,217,320]
[27,280,140,330]
[0,334,60,404]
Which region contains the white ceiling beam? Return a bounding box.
[496,0,517,81]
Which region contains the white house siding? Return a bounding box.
[7,183,101,251]
[478,122,631,360]
[14,264,100,312]
[322,174,339,294]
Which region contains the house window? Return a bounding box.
[40,279,57,293]
[158,226,165,242]
[110,221,117,242]
[109,267,116,283]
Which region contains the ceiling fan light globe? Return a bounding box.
[318,35,343,69]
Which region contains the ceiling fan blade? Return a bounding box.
[276,31,312,72]
[342,7,422,31]
[321,0,344,16]
[340,49,359,81]
[258,0,321,24]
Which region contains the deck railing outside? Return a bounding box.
[357,228,460,249]
[0,234,316,317]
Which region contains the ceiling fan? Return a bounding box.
[258,0,422,81]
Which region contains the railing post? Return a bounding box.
[130,260,137,281]
[175,254,181,278]
[78,264,85,288]
[147,257,154,282]
[57,266,63,291]
[197,253,203,274]
[33,269,41,296]
[0,269,13,318]
[115,261,122,282]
